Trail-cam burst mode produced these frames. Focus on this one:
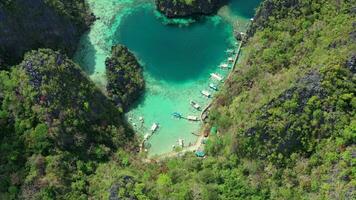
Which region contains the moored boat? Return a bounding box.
[209,83,218,91]
[210,73,223,82]
[219,63,230,69]
[151,123,159,132]
[190,100,201,110]
[201,90,211,98]
[172,112,182,118]
[187,115,199,121]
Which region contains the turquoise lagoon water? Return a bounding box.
[75,0,260,156]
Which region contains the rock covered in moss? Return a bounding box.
[105,45,145,110]
[155,0,226,18]
[16,49,132,151]
[0,0,94,65]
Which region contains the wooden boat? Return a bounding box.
[201,90,211,98]
[151,123,159,132]
[187,115,199,121]
[172,112,182,118]
[190,101,201,110]
[210,73,223,82]
[219,63,230,69]
[209,83,218,91]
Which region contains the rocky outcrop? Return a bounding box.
[0,0,93,66]
[246,0,299,38]
[106,45,145,110]
[346,54,356,74]
[260,71,325,116]
[155,0,227,18]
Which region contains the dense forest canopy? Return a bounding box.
[0,49,135,199]
[106,45,145,110]
[0,0,92,65]
[0,0,355,199]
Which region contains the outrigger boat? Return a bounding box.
[172,112,182,118]
[190,100,201,110]
[201,90,211,98]
[151,123,159,133]
[209,83,218,91]
[225,49,234,54]
[178,138,184,147]
[219,63,230,69]
[210,73,223,82]
[228,57,234,62]
[144,133,151,140]
[187,115,199,121]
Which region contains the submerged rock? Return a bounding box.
[155,0,227,18]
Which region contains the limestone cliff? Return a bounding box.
[0,0,94,65]
[156,0,226,18]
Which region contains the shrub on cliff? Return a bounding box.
[106,45,145,110]
[0,49,134,199]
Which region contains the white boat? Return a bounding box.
[144,133,150,140]
[190,100,201,110]
[210,73,223,82]
[139,116,144,122]
[151,123,159,132]
[209,83,218,91]
[201,90,211,98]
[219,63,230,69]
[225,49,234,54]
[178,139,184,147]
[187,115,199,121]
[228,57,234,62]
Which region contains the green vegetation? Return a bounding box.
[156,0,223,18]
[88,0,355,199]
[1,0,355,199]
[127,0,354,198]
[0,49,135,199]
[106,45,145,110]
[0,0,92,65]
[0,0,90,24]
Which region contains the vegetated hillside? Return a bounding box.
[156,0,226,18]
[106,45,145,110]
[206,0,355,198]
[0,49,135,199]
[83,0,355,199]
[0,0,93,66]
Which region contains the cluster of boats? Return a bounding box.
[172,48,236,123]
[141,47,237,151]
[143,122,159,141]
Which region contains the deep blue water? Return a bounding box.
[115,7,233,82]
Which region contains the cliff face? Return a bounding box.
[247,0,299,37]
[106,45,145,110]
[0,0,93,65]
[156,0,227,18]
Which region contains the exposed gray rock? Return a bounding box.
[156,0,227,18]
[346,54,356,74]
[0,0,92,65]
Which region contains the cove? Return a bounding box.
[117,5,234,156]
[74,0,261,157]
[115,8,232,82]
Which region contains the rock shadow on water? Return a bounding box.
[74,33,98,75]
[112,6,233,83]
[229,0,262,18]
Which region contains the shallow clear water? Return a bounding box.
[75,0,261,156]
